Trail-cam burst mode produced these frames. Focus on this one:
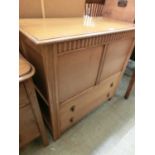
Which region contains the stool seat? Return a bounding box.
[19,54,35,82]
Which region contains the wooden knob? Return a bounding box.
[108,98,112,101]
[70,117,74,123]
[107,93,110,98]
[70,105,76,112]
[110,82,114,87]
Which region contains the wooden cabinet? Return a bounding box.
[19,17,135,140]
[19,56,48,148]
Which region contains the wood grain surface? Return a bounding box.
[19,17,134,44]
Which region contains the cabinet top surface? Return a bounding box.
[19,17,134,44]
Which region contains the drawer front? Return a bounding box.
[19,105,40,147]
[60,72,121,132]
[19,83,29,108]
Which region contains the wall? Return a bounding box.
[19,0,85,18]
[102,0,135,22]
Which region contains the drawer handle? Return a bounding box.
[70,105,76,112]
[107,93,112,101]
[107,93,110,98]
[70,117,74,123]
[110,82,114,87]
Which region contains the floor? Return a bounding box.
[20,71,135,155]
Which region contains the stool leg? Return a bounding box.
[25,79,49,146]
[125,71,135,99]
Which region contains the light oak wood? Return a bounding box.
[19,17,135,140]
[19,56,31,77]
[19,105,40,147]
[58,46,103,102]
[19,17,134,44]
[60,72,121,132]
[100,39,133,80]
[19,55,35,82]
[19,55,48,148]
[24,79,49,146]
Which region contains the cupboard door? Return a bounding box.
[58,46,103,103]
[101,39,133,81]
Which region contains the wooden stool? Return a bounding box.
[19,54,48,148]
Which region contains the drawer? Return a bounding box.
[19,105,40,147]
[19,83,29,108]
[60,72,121,132]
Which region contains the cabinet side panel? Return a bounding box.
[23,45,48,101]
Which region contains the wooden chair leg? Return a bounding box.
[25,79,49,146]
[125,70,135,99]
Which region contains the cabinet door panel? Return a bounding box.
[101,39,132,80]
[58,46,103,103]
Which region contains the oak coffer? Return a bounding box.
[19,17,135,140]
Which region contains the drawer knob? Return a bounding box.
[108,98,112,101]
[70,117,74,123]
[107,93,110,98]
[70,105,76,112]
[110,82,114,87]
